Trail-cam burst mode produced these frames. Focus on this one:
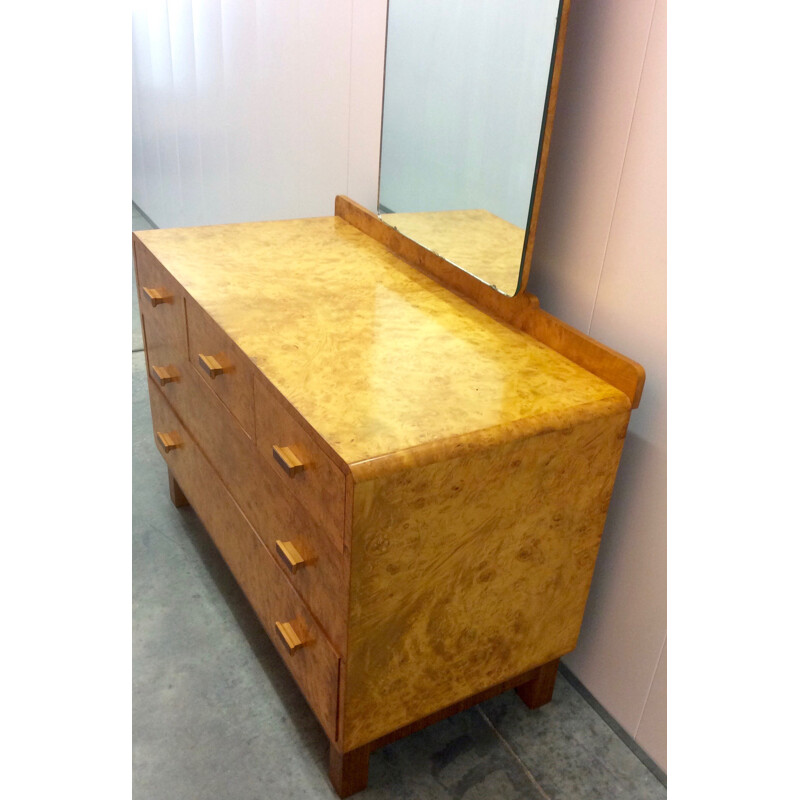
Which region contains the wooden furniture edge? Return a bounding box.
[519,0,572,292]
[334,195,644,409]
[334,194,541,322]
[348,395,630,484]
[531,309,646,408]
[329,658,560,797]
[134,232,354,477]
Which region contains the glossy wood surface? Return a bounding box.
[336,196,645,408]
[341,407,630,749]
[380,209,525,295]
[336,195,544,335]
[133,219,628,468]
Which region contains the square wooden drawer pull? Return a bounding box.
[151,365,179,385]
[142,286,172,307]
[273,445,305,477]
[275,620,308,656]
[198,353,225,379]
[276,540,306,573]
[156,431,181,453]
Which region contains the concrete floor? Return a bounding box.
[132,204,666,799]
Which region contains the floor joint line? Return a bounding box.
[477,706,551,800]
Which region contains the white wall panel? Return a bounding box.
[133,0,384,228]
[166,0,205,226]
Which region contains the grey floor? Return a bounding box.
[132,204,666,799]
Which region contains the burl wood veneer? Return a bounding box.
[380,208,526,295]
[133,196,643,797]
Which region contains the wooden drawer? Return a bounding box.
[134,242,187,386]
[255,379,346,552]
[160,364,347,654]
[186,297,255,437]
[148,381,340,741]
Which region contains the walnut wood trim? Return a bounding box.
[515,658,560,709]
[328,743,370,799]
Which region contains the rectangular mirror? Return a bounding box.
[378,0,568,297]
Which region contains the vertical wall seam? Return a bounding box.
[188,0,206,223]
[219,0,232,222]
[165,0,185,224]
[633,630,666,738]
[587,0,657,335]
[346,0,355,198]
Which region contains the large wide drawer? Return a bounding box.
[148,381,341,741]
[157,362,348,654]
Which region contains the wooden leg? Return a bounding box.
[515,658,559,710]
[328,742,370,798]
[168,470,189,508]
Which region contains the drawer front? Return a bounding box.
[148,381,340,741]
[162,363,347,654]
[186,298,255,437]
[134,242,187,384]
[255,380,346,552]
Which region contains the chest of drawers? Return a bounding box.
[133,196,643,797]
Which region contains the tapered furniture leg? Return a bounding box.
[515,658,559,710]
[329,742,370,798]
[168,469,188,508]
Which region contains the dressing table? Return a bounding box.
[133,1,645,795]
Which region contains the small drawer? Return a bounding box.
[186,297,255,437]
[147,381,340,741]
[269,492,347,653]
[255,380,346,552]
[164,364,347,653]
[134,241,187,380]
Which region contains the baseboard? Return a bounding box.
[558,663,666,788]
[133,201,158,230]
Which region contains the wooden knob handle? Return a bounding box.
[275,620,308,656]
[273,445,305,477]
[276,540,306,573]
[151,365,179,385]
[156,431,181,453]
[142,286,172,307]
[198,353,224,379]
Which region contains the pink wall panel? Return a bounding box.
[529,0,667,769]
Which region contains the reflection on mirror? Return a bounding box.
[378,0,566,297]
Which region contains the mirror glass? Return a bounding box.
[378,0,564,296]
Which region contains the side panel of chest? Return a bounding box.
[340,408,630,750]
